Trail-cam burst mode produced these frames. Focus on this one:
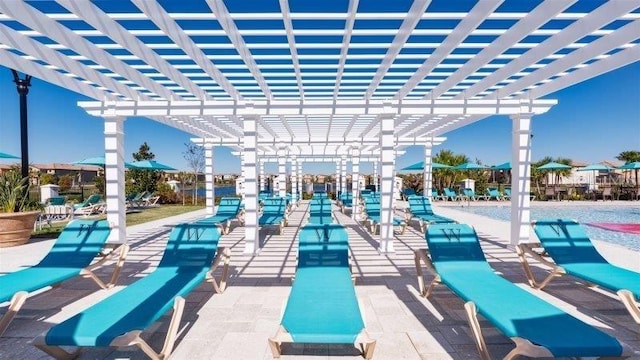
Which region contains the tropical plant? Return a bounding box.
[432,150,470,189]
[531,156,553,195]
[39,173,56,185]
[616,150,640,185]
[0,170,42,213]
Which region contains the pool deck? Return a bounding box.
[1,201,639,360]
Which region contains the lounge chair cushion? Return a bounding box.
[259,214,284,225]
[426,224,624,358]
[534,219,640,298]
[0,220,111,303]
[281,267,363,344]
[44,224,221,347]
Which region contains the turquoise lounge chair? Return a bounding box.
[486,187,504,201]
[34,223,231,360]
[72,193,102,211]
[404,195,454,232]
[415,223,634,359]
[503,188,512,200]
[521,219,640,325]
[46,196,66,206]
[463,188,488,201]
[259,197,288,234]
[362,199,406,235]
[308,199,334,224]
[269,225,375,359]
[443,187,461,201]
[0,220,128,337]
[195,197,243,234]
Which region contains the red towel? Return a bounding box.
[587,223,640,235]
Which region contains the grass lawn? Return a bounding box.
[32,205,204,239]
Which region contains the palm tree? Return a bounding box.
[433,150,469,189]
[616,150,640,186]
[553,157,573,185]
[531,156,553,194]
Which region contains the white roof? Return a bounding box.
[1,0,638,154]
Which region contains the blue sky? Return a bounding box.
[0,62,638,175]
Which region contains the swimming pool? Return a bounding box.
[454,205,640,251]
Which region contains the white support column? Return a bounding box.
[340,155,347,197]
[379,112,396,253]
[510,111,534,247]
[373,160,379,192]
[240,154,246,201]
[298,162,303,201]
[291,155,298,205]
[351,148,360,220]
[336,161,341,195]
[104,116,126,244]
[243,115,259,255]
[259,160,265,192]
[204,143,215,215]
[423,143,433,199]
[277,146,287,198]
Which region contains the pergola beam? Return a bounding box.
[205,0,273,98]
[129,0,241,99]
[79,98,557,117]
[193,137,445,147]
[365,0,432,98]
[394,0,503,99]
[460,0,640,100]
[425,0,575,99]
[334,0,359,98]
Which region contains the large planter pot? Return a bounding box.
[0,210,40,248]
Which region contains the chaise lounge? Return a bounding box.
[520,219,640,325]
[404,195,454,233]
[33,222,231,360]
[259,197,288,235]
[269,224,375,359]
[195,197,243,234]
[0,220,128,337]
[414,223,634,359]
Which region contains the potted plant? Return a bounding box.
[0,170,42,247]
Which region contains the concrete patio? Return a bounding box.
[0,201,638,360]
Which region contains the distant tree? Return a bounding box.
[93,175,105,194]
[553,157,573,184]
[39,173,56,185]
[531,156,553,194]
[58,174,74,192]
[183,143,204,205]
[432,150,470,189]
[176,171,192,206]
[129,142,161,193]
[616,150,640,185]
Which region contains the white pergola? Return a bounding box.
[1,0,638,254]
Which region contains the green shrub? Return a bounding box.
[156,182,179,204]
[0,170,43,213]
[40,173,56,185]
[58,174,74,192]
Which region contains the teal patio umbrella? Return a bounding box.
[130,160,176,171]
[0,151,19,159]
[401,161,451,171]
[618,162,640,188]
[577,163,612,189]
[74,156,137,169]
[452,162,489,170]
[492,162,511,170]
[537,162,572,185]
[491,162,511,182]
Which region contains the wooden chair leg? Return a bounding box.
[464,302,491,360]
[0,291,28,337]
[618,290,640,325]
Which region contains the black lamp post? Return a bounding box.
[11,69,32,181]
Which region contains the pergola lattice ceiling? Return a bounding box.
[1,0,638,153]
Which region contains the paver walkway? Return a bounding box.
[0,202,638,359]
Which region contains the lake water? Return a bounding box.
[195,186,236,197]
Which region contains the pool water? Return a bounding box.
[455,205,640,251]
